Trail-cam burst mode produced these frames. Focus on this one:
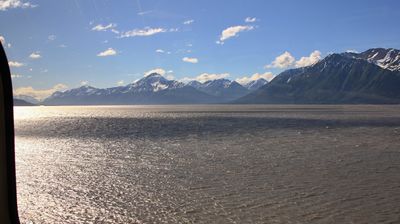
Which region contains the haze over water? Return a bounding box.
[14,105,400,223]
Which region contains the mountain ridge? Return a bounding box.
[43,73,264,105]
[236,49,400,104]
[42,47,400,105]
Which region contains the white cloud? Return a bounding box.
[218,25,254,44]
[144,68,166,76]
[182,57,198,64]
[97,48,117,57]
[11,73,22,79]
[137,10,153,16]
[59,44,67,48]
[0,0,36,11]
[245,17,257,23]
[295,50,321,68]
[183,19,194,25]
[155,49,171,54]
[0,36,11,48]
[111,29,120,34]
[48,34,56,41]
[265,51,295,69]
[29,52,41,59]
[165,70,175,80]
[120,27,167,38]
[92,23,117,31]
[236,72,275,84]
[346,49,359,53]
[80,81,89,86]
[117,80,124,86]
[8,61,24,67]
[265,50,322,69]
[183,73,230,83]
[13,84,68,100]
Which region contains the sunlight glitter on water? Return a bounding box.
[14,105,400,224]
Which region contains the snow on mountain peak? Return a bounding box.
[344,48,400,71]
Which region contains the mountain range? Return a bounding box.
[187,79,250,102]
[13,98,36,106]
[34,47,400,105]
[236,48,400,104]
[43,73,265,105]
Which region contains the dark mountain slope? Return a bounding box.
[236,53,400,104]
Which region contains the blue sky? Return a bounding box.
[1,0,400,99]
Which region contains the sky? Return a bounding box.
[1,0,400,99]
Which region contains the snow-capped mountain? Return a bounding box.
[43,47,400,106]
[115,73,184,93]
[187,79,249,101]
[44,73,218,105]
[186,80,203,89]
[237,49,400,104]
[242,79,268,91]
[343,48,400,71]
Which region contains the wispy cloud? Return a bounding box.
[13,84,68,100]
[48,34,56,41]
[120,27,167,38]
[217,25,254,44]
[182,57,198,64]
[80,81,89,86]
[142,68,174,80]
[137,10,153,16]
[8,61,25,67]
[183,19,194,25]
[245,17,257,23]
[155,49,171,54]
[144,68,166,76]
[165,70,174,80]
[92,23,117,31]
[11,73,23,79]
[29,52,41,59]
[0,35,11,48]
[117,80,124,86]
[97,48,117,57]
[119,26,178,38]
[0,0,37,11]
[236,72,275,84]
[111,29,120,34]
[346,49,359,53]
[182,73,230,83]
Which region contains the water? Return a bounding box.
[14,105,400,223]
